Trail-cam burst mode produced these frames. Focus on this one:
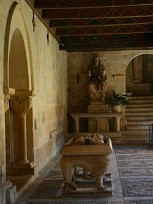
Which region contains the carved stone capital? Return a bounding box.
[10,96,32,116]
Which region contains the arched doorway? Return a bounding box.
[126,54,153,96]
[4,3,35,182]
[6,28,33,165]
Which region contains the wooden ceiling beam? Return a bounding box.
[60,33,153,42]
[57,31,153,36]
[59,33,153,51]
[33,0,153,51]
[42,6,153,19]
[56,24,153,36]
[34,0,153,9]
[50,17,153,28]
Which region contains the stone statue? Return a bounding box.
[72,134,107,145]
[88,53,107,104]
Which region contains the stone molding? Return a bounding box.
[4,88,15,112]
[4,95,10,112]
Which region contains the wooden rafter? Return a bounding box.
[59,33,153,51]
[42,6,153,19]
[33,0,153,51]
[34,0,153,9]
[49,17,153,28]
[56,24,153,36]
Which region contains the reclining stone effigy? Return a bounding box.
[61,134,112,193]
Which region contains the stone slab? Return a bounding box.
[62,138,112,155]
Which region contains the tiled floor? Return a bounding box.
[115,146,153,204]
[15,146,153,204]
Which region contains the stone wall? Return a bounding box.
[0,1,67,203]
[67,50,153,114]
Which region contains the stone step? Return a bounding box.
[121,130,149,136]
[126,108,153,113]
[126,116,153,121]
[126,112,153,117]
[126,125,149,131]
[127,96,153,100]
[126,104,153,109]
[121,131,149,144]
[122,138,149,145]
[127,100,153,105]
[122,95,153,145]
[121,134,149,144]
[7,163,35,176]
[122,135,148,140]
[7,175,32,191]
[127,121,152,126]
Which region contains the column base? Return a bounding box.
[7,162,35,176]
[6,181,17,204]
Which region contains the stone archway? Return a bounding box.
[8,28,33,165]
[4,3,35,177]
[126,54,153,96]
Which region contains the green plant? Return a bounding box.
[105,90,128,106]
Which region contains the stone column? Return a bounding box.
[10,96,32,163]
[4,95,15,164]
[4,88,15,165]
[132,56,142,82]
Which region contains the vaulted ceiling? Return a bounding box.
[33,0,153,52]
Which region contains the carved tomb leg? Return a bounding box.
[61,156,77,192]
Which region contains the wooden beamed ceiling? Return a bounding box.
[34,0,153,52]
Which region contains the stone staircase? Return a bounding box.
[122,96,153,145]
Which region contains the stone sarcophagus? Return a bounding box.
[61,134,112,192]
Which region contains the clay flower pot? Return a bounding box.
[105,90,128,112]
[111,105,122,113]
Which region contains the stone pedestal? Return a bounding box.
[88,104,110,113]
[88,104,110,132]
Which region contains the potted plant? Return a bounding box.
[105,90,128,112]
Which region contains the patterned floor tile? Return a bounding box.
[121,178,153,197]
[116,154,153,160]
[46,169,63,178]
[30,179,63,199]
[21,146,153,203]
[118,168,153,177]
[114,146,153,154]
[27,201,108,204]
[125,200,153,204]
[117,160,153,168]
[54,162,61,169]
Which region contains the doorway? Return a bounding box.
[5,28,34,181]
[126,54,153,96]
